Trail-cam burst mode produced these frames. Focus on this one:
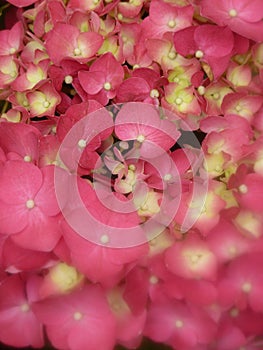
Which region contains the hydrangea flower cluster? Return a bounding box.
[0,0,263,349]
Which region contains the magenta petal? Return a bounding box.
[11,209,61,251]
[2,238,51,271]
[6,0,38,7]
[0,307,43,348]
[77,31,103,59]
[35,165,60,217]
[195,25,234,57]
[45,23,78,65]
[206,55,232,80]
[0,201,28,235]
[173,26,197,56]
[116,77,150,102]
[228,18,263,42]
[0,275,43,348]
[0,161,42,205]
[89,52,124,85]
[236,0,263,22]
[78,71,105,95]
[0,123,40,161]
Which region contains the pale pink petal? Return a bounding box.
[0,161,42,205]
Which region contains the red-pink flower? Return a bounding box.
[1,237,53,272]
[60,178,147,285]
[107,282,147,349]
[45,23,103,65]
[27,81,61,117]
[0,21,23,55]
[114,102,180,157]
[0,161,61,251]
[221,92,263,122]
[142,1,194,39]
[0,274,43,348]
[207,218,251,264]
[116,67,166,105]
[165,233,218,281]
[0,122,40,163]
[33,285,116,350]
[229,166,263,213]
[173,25,234,79]
[78,52,124,105]
[199,0,263,42]
[218,252,263,312]
[144,297,216,349]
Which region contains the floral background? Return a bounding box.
[0,0,263,349]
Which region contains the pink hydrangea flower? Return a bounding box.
[0,161,61,251]
[45,23,103,65]
[173,24,234,79]
[78,52,124,105]
[0,274,43,348]
[33,285,117,350]
[199,0,263,42]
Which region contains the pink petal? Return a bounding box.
[116,77,150,102]
[173,26,197,56]
[2,238,52,271]
[0,161,42,205]
[194,25,234,57]
[35,165,60,216]
[45,23,78,65]
[11,210,61,252]
[89,52,124,86]
[228,18,263,42]
[0,201,28,235]
[78,71,105,95]
[0,123,40,162]
[77,31,103,59]
[6,0,38,7]
[234,0,263,22]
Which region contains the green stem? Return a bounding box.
[1,100,9,114]
[0,3,10,16]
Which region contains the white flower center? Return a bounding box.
[9,47,16,54]
[238,184,248,194]
[73,48,81,56]
[73,311,83,320]
[168,51,176,60]
[21,303,30,312]
[43,101,50,108]
[229,9,237,17]
[150,89,159,98]
[24,155,32,162]
[167,20,176,28]
[235,104,242,112]
[242,282,252,293]
[149,275,159,284]
[137,134,145,143]
[103,82,112,91]
[230,308,239,317]
[175,97,183,105]
[195,50,204,58]
[100,234,110,244]
[122,35,128,43]
[175,320,184,328]
[26,199,35,209]
[117,13,123,20]
[164,173,172,181]
[78,139,87,149]
[197,86,206,95]
[212,92,220,100]
[64,75,73,84]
